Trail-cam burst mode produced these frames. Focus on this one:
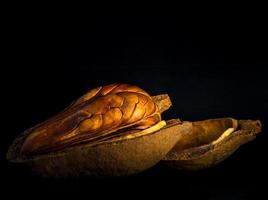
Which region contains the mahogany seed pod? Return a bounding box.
[7,84,188,177]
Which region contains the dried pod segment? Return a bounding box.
[9,119,191,177]
[7,84,188,177]
[162,118,262,170]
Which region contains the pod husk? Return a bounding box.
[7,119,191,177]
[162,118,262,170]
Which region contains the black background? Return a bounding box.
[1,15,268,199]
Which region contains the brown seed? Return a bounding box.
[16,84,170,156]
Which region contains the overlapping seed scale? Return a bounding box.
[76,92,158,138]
[73,83,150,106]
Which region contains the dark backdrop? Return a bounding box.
[2,16,268,199]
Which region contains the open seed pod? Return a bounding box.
[162,118,262,170]
[7,84,190,177]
